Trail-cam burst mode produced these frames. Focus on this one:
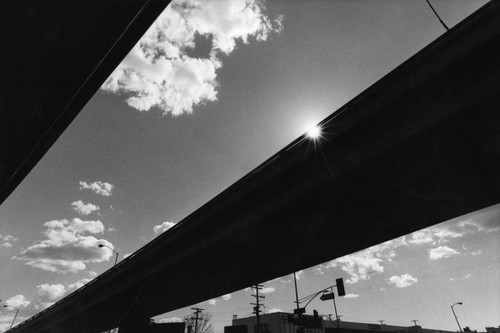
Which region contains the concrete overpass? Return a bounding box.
[3,1,500,332]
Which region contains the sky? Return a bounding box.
[0,0,498,332]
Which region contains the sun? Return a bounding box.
[306,124,322,139]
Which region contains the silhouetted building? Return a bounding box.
[485,327,500,333]
[225,313,457,333]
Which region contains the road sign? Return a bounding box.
[293,308,305,315]
[320,292,335,301]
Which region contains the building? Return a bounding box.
[485,327,500,333]
[224,313,457,333]
[226,312,323,333]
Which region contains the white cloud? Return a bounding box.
[88,270,98,278]
[36,283,66,301]
[79,181,114,196]
[207,299,217,305]
[67,278,91,291]
[471,249,482,256]
[221,294,232,301]
[450,274,473,281]
[157,317,183,323]
[429,246,460,260]
[13,218,113,273]
[312,267,324,276]
[5,295,30,308]
[0,315,16,332]
[321,236,408,284]
[0,234,18,248]
[267,308,282,313]
[71,201,100,216]
[408,205,500,247]
[153,221,177,235]
[260,287,275,294]
[387,274,418,288]
[343,293,359,298]
[329,252,384,284]
[408,229,434,245]
[32,279,91,312]
[101,0,283,115]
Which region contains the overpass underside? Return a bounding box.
[8,1,500,333]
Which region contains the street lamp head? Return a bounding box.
[457,302,463,305]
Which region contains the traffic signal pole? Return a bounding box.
[294,272,300,311]
[330,287,340,328]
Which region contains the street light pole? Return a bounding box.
[451,302,463,333]
[98,244,119,266]
[3,305,19,330]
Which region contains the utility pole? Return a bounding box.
[251,284,265,333]
[191,307,204,333]
[379,320,385,326]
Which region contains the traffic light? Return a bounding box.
[336,278,345,297]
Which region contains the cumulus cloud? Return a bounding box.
[320,236,408,284]
[328,252,384,284]
[13,218,113,273]
[36,283,66,301]
[79,181,114,196]
[343,293,360,298]
[5,295,31,308]
[221,294,232,301]
[387,274,418,288]
[471,249,482,256]
[101,0,283,115]
[408,229,434,245]
[408,204,500,246]
[0,234,18,248]
[207,299,217,305]
[157,317,183,323]
[0,315,16,332]
[33,279,92,311]
[260,287,275,294]
[450,274,473,281]
[428,246,460,260]
[153,221,177,235]
[268,308,282,313]
[71,201,100,216]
